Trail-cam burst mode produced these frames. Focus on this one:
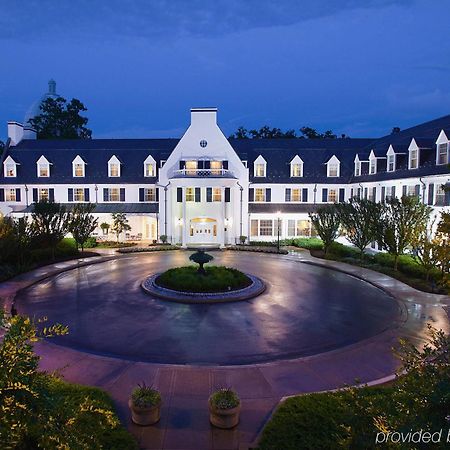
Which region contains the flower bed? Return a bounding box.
[117,245,179,254]
[228,245,288,254]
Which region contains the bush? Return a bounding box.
[117,245,178,254]
[248,240,277,247]
[96,240,136,248]
[156,266,252,293]
[284,237,324,250]
[131,383,161,408]
[210,388,240,410]
[83,236,98,248]
[328,242,361,259]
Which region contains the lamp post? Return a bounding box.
[277,211,281,252]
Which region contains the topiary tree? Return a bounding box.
[189,250,214,275]
[68,203,98,252]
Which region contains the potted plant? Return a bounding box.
[100,222,110,236]
[129,383,162,426]
[239,235,247,245]
[208,388,241,429]
[159,234,168,244]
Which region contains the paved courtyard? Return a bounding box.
[1,249,449,449]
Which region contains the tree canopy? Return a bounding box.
[28,97,92,139]
[229,125,344,139]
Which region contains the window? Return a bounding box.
[74,163,84,177]
[387,154,395,172]
[109,163,119,177]
[144,188,156,202]
[328,189,337,203]
[39,188,49,201]
[144,163,155,177]
[108,188,120,202]
[369,159,376,175]
[355,161,361,176]
[288,219,311,237]
[38,163,49,177]
[255,163,266,177]
[291,163,303,177]
[250,220,258,237]
[435,184,445,206]
[210,161,222,175]
[407,185,416,197]
[185,187,195,202]
[328,163,339,177]
[386,186,395,200]
[409,149,418,169]
[5,163,16,177]
[212,188,222,202]
[5,189,16,202]
[185,161,197,175]
[74,188,85,202]
[437,143,448,165]
[259,220,273,236]
[291,188,301,202]
[254,188,265,202]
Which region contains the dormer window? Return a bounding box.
[409,148,419,169]
[354,156,361,176]
[437,143,448,165]
[72,155,86,177]
[3,156,18,177]
[290,155,303,177]
[369,159,376,174]
[108,155,121,177]
[143,155,156,177]
[326,155,340,177]
[254,155,267,177]
[387,154,395,172]
[185,160,198,175]
[36,156,51,178]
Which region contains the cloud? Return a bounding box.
[0,0,415,41]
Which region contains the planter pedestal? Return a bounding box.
[129,399,161,426]
[209,401,241,429]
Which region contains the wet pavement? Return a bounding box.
[15,251,402,365]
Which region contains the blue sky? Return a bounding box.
[0,0,449,141]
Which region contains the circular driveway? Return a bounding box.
[15,251,403,365]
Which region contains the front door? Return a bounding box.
[189,218,217,244]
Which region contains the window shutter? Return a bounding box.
[179,161,185,170]
[302,188,308,203]
[381,186,386,203]
[68,188,74,202]
[198,160,204,170]
[265,188,271,202]
[364,188,368,199]
[204,160,210,170]
[33,188,38,203]
[16,188,21,202]
[156,188,159,202]
[103,188,108,202]
[224,187,230,202]
[49,189,55,202]
[222,160,228,170]
[339,188,345,203]
[357,188,361,199]
[206,187,212,202]
[372,187,376,201]
[402,185,407,197]
[195,187,201,202]
[285,188,291,202]
[350,188,354,198]
[427,184,434,205]
[0,189,4,202]
[84,188,90,202]
[415,184,420,198]
[139,188,144,202]
[120,188,125,202]
[391,186,396,198]
[249,188,254,202]
[322,188,328,202]
[445,184,450,206]
[177,187,182,202]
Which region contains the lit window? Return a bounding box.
[185,187,195,202]
[5,189,16,201]
[259,220,273,236]
[210,161,222,175]
[109,163,120,177]
[250,220,258,236]
[5,163,16,177]
[435,184,445,206]
[212,188,222,202]
[144,188,156,202]
[254,188,265,202]
[437,143,448,165]
[74,163,84,177]
[108,188,120,202]
[369,159,376,175]
[410,149,418,169]
[355,161,361,176]
[297,220,310,236]
[145,163,155,177]
[328,189,337,203]
[328,163,338,177]
[291,163,302,177]
[387,154,395,172]
[291,188,301,202]
[38,163,49,177]
[255,163,266,177]
[74,188,85,202]
[39,188,49,201]
[185,161,197,175]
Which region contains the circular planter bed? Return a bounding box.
[141,266,266,303]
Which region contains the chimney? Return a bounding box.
[7,121,24,146]
[190,107,218,127]
[48,79,56,95]
[23,126,37,140]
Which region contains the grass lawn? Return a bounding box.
[156,265,252,292]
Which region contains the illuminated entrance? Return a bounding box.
[189,217,217,244]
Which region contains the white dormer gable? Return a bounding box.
[386,145,396,172]
[143,154,156,177]
[72,155,86,177]
[290,155,303,177]
[254,155,267,177]
[36,155,51,177]
[108,155,121,177]
[407,139,420,169]
[3,155,19,177]
[326,155,340,177]
[368,150,378,175]
[354,154,361,176]
[436,130,449,165]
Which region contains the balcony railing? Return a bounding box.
[172,168,233,178]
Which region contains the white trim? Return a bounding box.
[3,156,18,178]
[254,155,267,177]
[326,155,340,177]
[290,155,304,177]
[108,155,121,177]
[72,155,86,177]
[36,155,51,178]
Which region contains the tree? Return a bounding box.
[309,205,341,256]
[437,211,450,236]
[31,200,70,260]
[12,217,33,267]
[111,213,131,242]
[337,198,382,260]
[412,220,442,281]
[68,203,98,252]
[0,140,4,154]
[300,127,337,139]
[0,216,17,264]
[228,126,250,139]
[379,196,432,271]
[391,126,401,134]
[28,96,92,139]
[189,250,214,275]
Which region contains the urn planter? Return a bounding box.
[208,388,241,429]
[128,399,161,426]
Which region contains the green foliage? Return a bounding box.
[309,205,341,255]
[189,250,214,274]
[328,242,361,259]
[249,240,278,247]
[283,237,324,250]
[131,383,161,408]
[28,96,92,139]
[0,139,4,153]
[159,234,168,243]
[239,235,247,244]
[111,213,131,242]
[83,236,98,248]
[228,126,345,139]
[210,388,240,410]
[68,203,98,251]
[156,266,251,293]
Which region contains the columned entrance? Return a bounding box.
[189,217,217,244]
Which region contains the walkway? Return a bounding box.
[1,249,449,450]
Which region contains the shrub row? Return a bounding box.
[229,246,288,254]
[117,245,179,254]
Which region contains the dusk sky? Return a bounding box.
[1,0,449,141]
